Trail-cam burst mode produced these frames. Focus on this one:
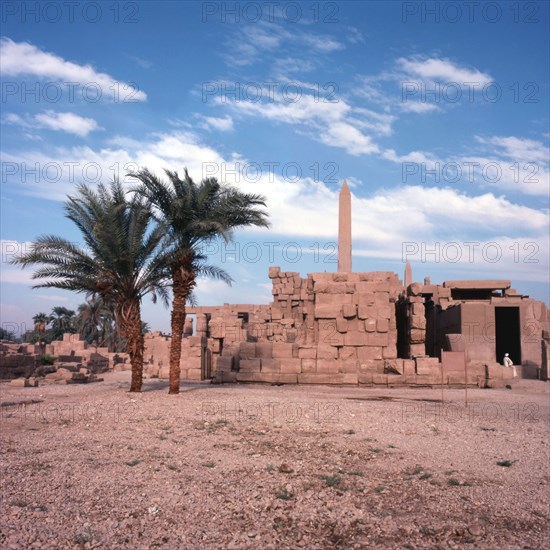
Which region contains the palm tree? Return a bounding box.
[12,180,170,392]
[49,306,76,340]
[130,168,270,394]
[32,312,49,347]
[76,297,114,349]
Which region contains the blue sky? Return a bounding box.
[1,0,549,336]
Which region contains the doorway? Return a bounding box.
[495,307,521,365]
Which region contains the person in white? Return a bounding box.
[503,353,517,378]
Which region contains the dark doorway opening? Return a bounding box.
[495,307,521,365]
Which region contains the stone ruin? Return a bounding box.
[142,180,550,388]
[0,333,129,386]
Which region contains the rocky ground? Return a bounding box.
[1,373,549,549]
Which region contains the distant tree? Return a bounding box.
[49,306,76,340]
[32,312,49,347]
[0,327,15,341]
[76,297,119,350]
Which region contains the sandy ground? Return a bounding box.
[1,373,549,549]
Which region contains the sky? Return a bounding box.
[1,0,549,337]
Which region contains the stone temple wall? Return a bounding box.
[140,266,548,386]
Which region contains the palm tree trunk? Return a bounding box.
[119,300,145,392]
[169,266,195,394]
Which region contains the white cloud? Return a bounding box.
[5,110,100,137]
[400,101,440,113]
[475,135,549,164]
[357,56,494,115]
[0,38,147,102]
[319,121,379,155]
[220,89,386,156]
[222,22,345,66]
[397,57,492,85]
[383,134,550,197]
[196,114,234,132]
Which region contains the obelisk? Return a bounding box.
[338,180,352,272]
[404,260,412,287]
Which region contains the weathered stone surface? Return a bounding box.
[336,318,348,333]
[357,347,383,361]
[261,359,281,373]
[280,358,301,374]
[339,347,356,360]
[317,346,338,360]
[300,359,316,373]
[239,359,261,372]
[272,343,294,358]
[298,346,316,359]
[415,357,440,375]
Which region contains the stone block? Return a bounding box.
[272,343,294,358]
[261,359,281,373]
[382,345,397,359]
[314,305,341,319]
[403,360,415,375]
[317,346,338,360]
[415,357,440,375]
[338,373,359,384]
[9,378,30,387]
[339,347,356,360]
[376,305,392,319]
[364,319,376,332]
[358,373,373,385]
[327,282,348,294]
[414,374,439,385]
[298,346,316,359]
[316,359,340,373]
[301,359,317,373]
[365,333,389,347]
[357,347,383,361]
[359,359,384,373]
[239,359,261,372]
[210,339,221,353]
[344,332,367,346]
[280,358,301,374]
[340,360,359,373]
[342,304,356,318]
[187,336,203,346]
[187,346,202,358]
[377,318,389,332]
[236,372,294,383]
[372,374,388,385]
[217,356,234,371]
[336,318,348,333]
[255,343,273,359]
[374,292,390,305]
[410,329,425,343]
[410,344,426,357]
[50,367,73,381]
[297,373,333,384]
[356,281,390,292]
[356,293,375,306]
[269,266,281,278]
[411,316,426,330]
[383,359,404,374]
